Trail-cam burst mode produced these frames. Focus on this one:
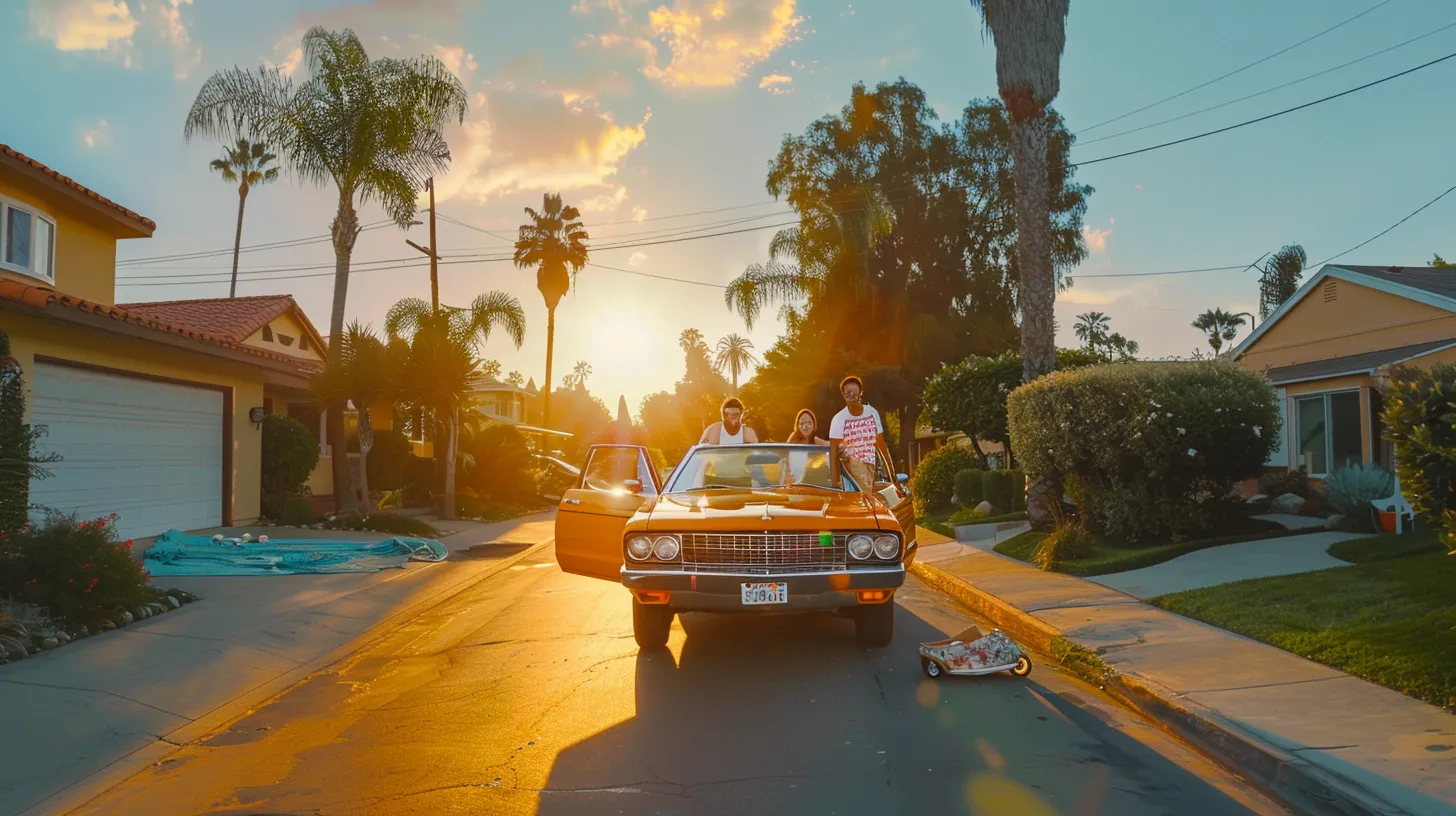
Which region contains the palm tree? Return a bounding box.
[208,139,279,298]
[1191,308,1247,356]
[513,193,589,429]
[967,0,1071,384]
[569,361,592,391]
[384,293,527,354]
[714,334,759,392]
[1072,311,1109,351]
[184,27,469,514]
[312,322,395,510]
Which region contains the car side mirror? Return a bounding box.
[897,473,909,485]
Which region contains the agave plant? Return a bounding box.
[1323,463,1394,530]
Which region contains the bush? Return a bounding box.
[0,513,155,627]
[1383,364,1456,553]
[366,429,415,492]
[980,469,1025,513]
[1033,525,1096,571]
[262,415,320,496]
[326,512,439,537]
[910,444,980,515]
[0,332,61,535]
[1008,361,1280,545]
[1258,467,1309,498]
[459,423,537,503]
[1323,463,1393,530]
[262,493,315,527]
[953,468,984,508]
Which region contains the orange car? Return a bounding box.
[555,443,918,650]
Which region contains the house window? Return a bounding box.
[262,325,274,342]
[299,335,309,351]
[1294,391,1362,477]
[0,197,56,281]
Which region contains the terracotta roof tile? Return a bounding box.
[118,295,297,344]
[0,144,156,231]
[0,280,319,375]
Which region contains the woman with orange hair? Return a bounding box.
[786,409,829,445]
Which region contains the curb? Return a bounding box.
[31,536,556,816]
[910,559,1412,816]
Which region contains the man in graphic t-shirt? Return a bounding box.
[829,376,895,495]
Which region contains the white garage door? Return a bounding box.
[29,363,225,540]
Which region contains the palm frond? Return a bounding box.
[466,291,528,349]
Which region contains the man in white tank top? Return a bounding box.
[700,397,760,445]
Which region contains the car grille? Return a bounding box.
[679,532,847,570]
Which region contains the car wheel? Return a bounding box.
[854,602,894,648]
[921,656,942,678]
[632,599,674,651]
[1010,655,1032,677]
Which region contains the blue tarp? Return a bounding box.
[143,530,449,576]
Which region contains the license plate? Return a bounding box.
[741,582,788,605]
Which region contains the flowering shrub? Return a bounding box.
[910,444,980,515]
[1007,361,1280,544]
[0,513,155,627]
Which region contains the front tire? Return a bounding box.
[1010,655,1032,677]
[854,602,894,648]
[632,600,674,651]
[921,656,943,678]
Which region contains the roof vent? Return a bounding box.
[1385,266,1402,273]
[1323,279,1338,303]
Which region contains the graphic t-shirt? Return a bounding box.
[830,405,883,464]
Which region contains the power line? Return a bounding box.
[1076,264,1253,279]
[585,261,727,289]
[1076,0,1396,135]
[1079,19,1456,147]
[1306,182,1456,268]
[1071,48,1456,168]
[116,220,395,265]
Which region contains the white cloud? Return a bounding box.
[628,251,649,266]
[759,72,791,95]
[78,118,113,149]
[576,0,802,88]
[631,206,648,221]
[29,0,199,78]
[1059,288,1120,306]
[30,0,137,52]
[433,78,651,207]
[1083,225,1110,254]
[434,44,479,82]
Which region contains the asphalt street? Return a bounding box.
[70,541,1288,816]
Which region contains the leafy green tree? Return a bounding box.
[1431,253,1455,269]
[513,193,589,428]
[208,138,279,297]
[390,310,482,520]
[1258,244,1307,319]
[1382,363,1456,553]
[0,332,60,533]
[184,27,469,513]
[312,322,394,508]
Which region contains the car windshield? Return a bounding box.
[665,445,858,492]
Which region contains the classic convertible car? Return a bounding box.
[555,443,918,650]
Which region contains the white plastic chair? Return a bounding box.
[1370,470,1415,534]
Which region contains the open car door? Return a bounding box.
[874,450,916,545]
[556,445,661,581]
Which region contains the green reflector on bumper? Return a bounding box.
[819,532,833,548]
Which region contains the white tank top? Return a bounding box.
[719,424,744,444]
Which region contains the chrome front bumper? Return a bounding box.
[619,565,906,612]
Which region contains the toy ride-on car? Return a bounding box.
[918,625,1032,679]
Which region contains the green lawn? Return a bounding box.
[993,517,1303,577]
[916,509,956,538]
[1152,531,1456,711]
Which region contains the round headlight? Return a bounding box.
[847,534,874,560]
[873,534,900,559]
[626,535,653,561]
[653,535,681,560]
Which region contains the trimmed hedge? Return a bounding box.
[1383,364,1456,553]
[910,444,979,515]
[954,469,984,508]
[981,469,1026,513]
[1007,361,1279,544]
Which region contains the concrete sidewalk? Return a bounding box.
[911,529,1456,816]
[0,511,555,816]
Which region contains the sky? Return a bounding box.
[6,0,1456,417]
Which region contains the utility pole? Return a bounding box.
[405,177,441,313]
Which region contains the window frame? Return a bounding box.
[0,194,58,282]
[1292,388,1363,478]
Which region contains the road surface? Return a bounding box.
[72,541,1288,815]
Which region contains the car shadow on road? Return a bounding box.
[535,606,1264,816]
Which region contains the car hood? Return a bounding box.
[642,489,888,532]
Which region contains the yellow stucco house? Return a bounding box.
[1232,263,1456,479]
[0,143,331,539]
